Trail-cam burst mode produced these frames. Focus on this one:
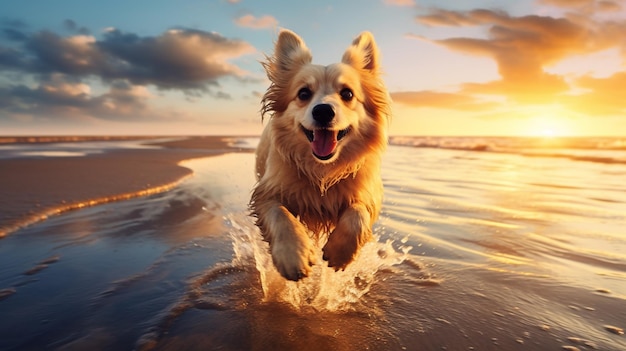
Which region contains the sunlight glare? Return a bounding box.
[531,118,569,137]
[522,105,577,137]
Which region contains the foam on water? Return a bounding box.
[226,213,413,312]
[389,136,626,165]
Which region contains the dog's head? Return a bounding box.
[261,30,390,165]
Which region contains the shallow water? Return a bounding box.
[0,138,164,160]
[1,140,625,350]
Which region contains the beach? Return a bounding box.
[0,136,625,351]
[0,137,234,238]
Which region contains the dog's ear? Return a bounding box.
[261,30,312,118]
[342,32,380,73]
[272,29,312,71]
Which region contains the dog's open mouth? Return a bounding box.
[301,125,351,161]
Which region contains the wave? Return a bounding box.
[519,151,626,165]
[0,174,191,238]
[390,136,626,150]
[389,136,626,165]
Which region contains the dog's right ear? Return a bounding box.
[272,29,312,72]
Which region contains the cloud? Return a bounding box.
[0,21,257,124]
[234,14,278,29]
[1,25,255,92]
[417,9,499,27]
[537,0,594,7]
[597,1,623,11]
[0,74,91,114]
[566,71,626,115]
[383,0,415,6]
[460,76,569,104]
[211,90,232,100]
[396,2,626,125]
[0,73,162,121]
[62,19,90,35]
[538,0,623,12]
[413,7,626,104]
[391,91,498,111]
[98,28,255,89]
[93,80,154,120]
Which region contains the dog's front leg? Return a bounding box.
[322,203,374,270]
[260,203,317,281]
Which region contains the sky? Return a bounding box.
[1,0,625,136]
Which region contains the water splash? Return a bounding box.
[226,213,412,312]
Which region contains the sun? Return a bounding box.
[518,104,580,137]
[526,111,576,137]
[532,122,569,138]
[539,128,557,138]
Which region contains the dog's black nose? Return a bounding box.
[312,104,335,126]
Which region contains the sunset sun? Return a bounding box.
[539,128,557,137]
[530,118,571,137]
[522,105,578,137]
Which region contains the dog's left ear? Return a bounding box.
[342,32,380,73]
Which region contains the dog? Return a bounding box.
[249,29,391,281]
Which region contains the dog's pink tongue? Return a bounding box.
[312,129,337,157]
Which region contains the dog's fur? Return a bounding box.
[249,30,391,281]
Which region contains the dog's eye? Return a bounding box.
[340,88,354,102]
[297,87,312,101]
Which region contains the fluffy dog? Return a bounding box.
[250,29,391,281]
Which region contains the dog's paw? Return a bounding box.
[271,235,317,281]
[322,231,359,270]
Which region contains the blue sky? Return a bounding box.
[1,0,625,136]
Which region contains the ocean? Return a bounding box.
[0,136,625,350]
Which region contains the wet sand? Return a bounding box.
[0,136,236,237]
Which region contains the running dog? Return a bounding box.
[250,29,391,281]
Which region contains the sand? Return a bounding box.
[0,136,236,237]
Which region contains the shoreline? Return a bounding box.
[0,135,169,145]
[0,136,249,238]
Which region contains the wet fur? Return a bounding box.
[250,30,391,281]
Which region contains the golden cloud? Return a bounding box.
[383,0,415,7]
[538,0,623,12]
[566,72,626,115]
[391,91,499,111]
[407,5,626,113]
[234,14,278,29]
